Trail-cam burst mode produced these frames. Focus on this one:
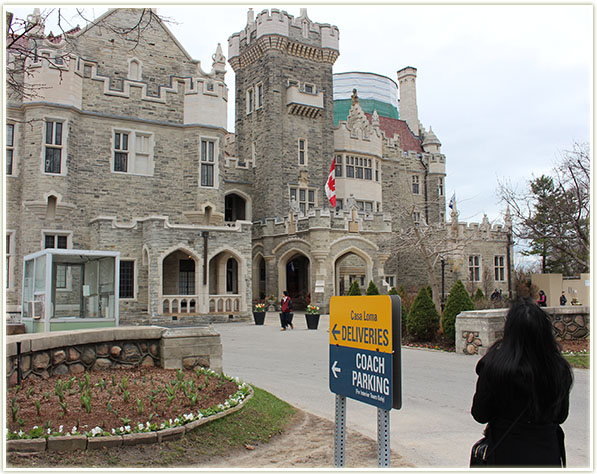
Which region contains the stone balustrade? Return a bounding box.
[455,306,589,356]
[6,326,223,386]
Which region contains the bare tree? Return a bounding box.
[385,199,473,321]
[498,142,589,275]
[6,8,171,100]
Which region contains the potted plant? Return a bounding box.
[253,303,266,325]
[305,304,320,330]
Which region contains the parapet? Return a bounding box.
[228,8,339,68]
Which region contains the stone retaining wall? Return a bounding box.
[6,326,223,386]
[455,306,589,355]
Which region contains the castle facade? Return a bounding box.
[5,8,512,325]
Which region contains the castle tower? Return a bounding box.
[228,8,339,220]
[397,66,419,136]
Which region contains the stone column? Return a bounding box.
[311,250,329,307]
[264,255,277,310]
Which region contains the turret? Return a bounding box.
[397,66,419,136]
[422,126,441,153]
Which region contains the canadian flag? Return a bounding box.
[325,158,336,207]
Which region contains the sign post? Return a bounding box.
[329,295,401,467]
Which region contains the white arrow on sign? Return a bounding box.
[331,360,341,378]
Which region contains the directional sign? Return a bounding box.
[330,345,393,410]
[329,295,402,410]
[329,295,393,352]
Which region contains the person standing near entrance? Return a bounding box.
[280,290,294,331]
[560,292,567,306]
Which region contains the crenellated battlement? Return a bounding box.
[20,53,228,127]
[450,217,509,241]
[228,8,339,70]
[253,208,391,240]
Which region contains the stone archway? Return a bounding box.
[285,254,310,310]
[334,250,369,296]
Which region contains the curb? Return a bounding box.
[7,385,254,453]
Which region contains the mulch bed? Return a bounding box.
[7,367,238,437]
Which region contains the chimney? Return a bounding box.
[397,66,419,136]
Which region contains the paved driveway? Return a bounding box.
[214,313,590,468]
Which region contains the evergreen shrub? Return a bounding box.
[406,287,440,341]
[442,280,475,342]
[366,280,380,295]
[347,280,361,296]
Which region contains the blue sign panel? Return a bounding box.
[329,345,393,410]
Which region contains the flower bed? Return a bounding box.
[7,366,250,442]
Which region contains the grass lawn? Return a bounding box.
[563,353,590,369]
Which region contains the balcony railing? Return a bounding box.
[160,294,242,315]
[209,294,242,314]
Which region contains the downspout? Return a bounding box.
[506,232,513,299]
[202,231,209,286]
[419,155,429,224]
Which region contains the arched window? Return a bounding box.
[128,59,141,81]
[46,195,57,220]
[226,258,238,294]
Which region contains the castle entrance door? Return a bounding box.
[334,251,368,295]
[286,255,310,310]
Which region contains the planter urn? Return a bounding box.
[253,312,266,325]
[305,313,320,330]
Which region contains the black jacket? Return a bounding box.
[471,357,571,466]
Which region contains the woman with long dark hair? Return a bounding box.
[471,298,573,466]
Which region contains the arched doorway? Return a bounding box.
[208,250,242,314]
[225,193,246,222]
[286,254,310,310]
[253,254,266,300]
[334,251,368,296]
[161,249,197,313]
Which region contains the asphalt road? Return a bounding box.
[214,313,591,469]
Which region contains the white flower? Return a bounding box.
[18,430,24,437]
[112,429,116,435]
[125,425,131,432]
[146,421,150,428]
[58,425,63,433]
[47,428,51,434]
[71,426,77,434]
[138,424,144,431]
[160,423,165,429]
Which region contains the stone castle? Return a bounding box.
[5,8,512,325]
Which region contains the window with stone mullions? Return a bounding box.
[298,139,307,165]
[114,132,129,172]
[494,255,505,281]
[7,124,14,175]
[469,255,481,282]
[257,83,263,108]
[335,155,342,177]
[412,175,420,194]
[346,156,355,178]
[201,139,215,187]
[45,234,67,249]
[45,120,63,174]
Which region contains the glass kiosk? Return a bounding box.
[22,249,120,332]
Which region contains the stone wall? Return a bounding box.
[6,326,223,386]
[455,306,590,355]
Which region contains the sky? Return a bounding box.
[7,4,593,241]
